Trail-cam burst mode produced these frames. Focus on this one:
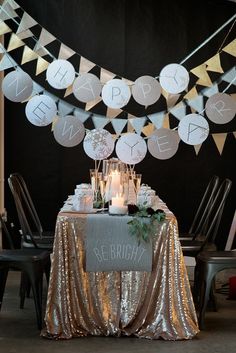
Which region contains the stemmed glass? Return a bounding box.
[99,175,108,212]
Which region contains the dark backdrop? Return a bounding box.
[4,0,236,249]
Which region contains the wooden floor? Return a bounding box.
[0,271,236,353]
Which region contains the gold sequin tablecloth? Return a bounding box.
[42,207,199,340]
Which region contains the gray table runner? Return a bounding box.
[85,214,152,272]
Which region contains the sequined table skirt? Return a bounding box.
[42,208,199,340]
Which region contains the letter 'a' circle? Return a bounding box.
[178,113,209,145]
[102,79,131,109]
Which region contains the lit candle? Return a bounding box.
[112,193,124,207]
[110,170,121,196]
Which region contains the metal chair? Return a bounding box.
[0,214,51,330]
[180,178,232,257]
[8,174,54,250]
[179,175,220,241]
[196,250,236,329]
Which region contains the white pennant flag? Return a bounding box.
[32,82,44,95]
[74,108,90,123]
[16,12,37,34]
[221,67,236,85]
[0,2,18,21]
[92,115,109,129]
[129,117,146,135]
[58,100,74,117]
[111,118,127,135]
[170,103,186,120]
[6,0,20,10]
[147,111,165,129]
[17,29,34,40]
[0,53,15,71]
[34,28,56,52]
[201,84,219,98]
[58,43,75,60]
[187,95,204,113]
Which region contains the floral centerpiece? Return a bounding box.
[127,203,166,244]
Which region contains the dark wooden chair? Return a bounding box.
[0,214,51,329]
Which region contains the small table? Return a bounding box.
[42,202,199,340]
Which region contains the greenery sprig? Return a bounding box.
[127,204,166,244]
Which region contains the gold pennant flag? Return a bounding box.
[17,29,34,40]
[100,68,116,83]
[0,21,12,35]
[183,86,198,100]
[190,64,212,87]
[21,46,38,65]
[162,113,170,129]
[205,53,224,73]
[85,97,102,111]
[106,107,122,118]
[233,131,236,139]
[194,144,202,155]
[51,116,59,132]
[7,33,24,52]
[58,43,75,60]
[127,119,135,133]
[166,93,180,108]
[36,56,49,75]
[212,133,227,155]
[64,84,73,97]
[142,122,155,137]
[222,39,236,57]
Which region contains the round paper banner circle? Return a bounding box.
[159,63,189,94]
[2,70,33,102]
[73,73,102,103]
[101,79,131,109]
[46,59,75,89]
[115,133,147,164]
[132,75,161,106]
[25,94,57,126]
[148,128,179,160]
[83,128,115,160]
[53,115,85,147]
[205,93,236,124]
[178,113,209,145]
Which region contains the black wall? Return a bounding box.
[4,0,236,248]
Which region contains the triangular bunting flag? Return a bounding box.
[34,28,56,51]
[0,2,18,21]
[16,12,37,34]
[0,21,12,35]
[58,43,75,60]
[201,84,219,98]
[58,100,74,117]
[205,53,223,73]
[170,103,186,120]
[212,133,227,155]
[222,39,236,57]
[111,118,127,135]
[106,107,122,118]
[233,131,236,139]
[147,111,165,129]
[100,68,116,83]
[7,33,24,52]
[191,64,212,87]
[187,95,204,113]
[64,84,73,97]
[122,77,134,86]
[34,47,50,57]
[85,97,102,111]
[194,144,202,155]
[21,46,38,65]
[92,115,109,129]
[74,109,90,123]
[79,56,96,73]
[142,122,155,137]
[231,93,236,101]
[221,67,236,84]
[166,93,181,108]
[36,56,49,75]
[183,86,198,100]
[127,115,135,132]
[162,114,170,129]
[17,29,34,40]
[129,117,146,135]
[0,53,15,71]
[6,0,20,10]
[51,116,59,132]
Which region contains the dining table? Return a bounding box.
[41,199,199,340]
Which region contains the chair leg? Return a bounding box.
[0,268,9,310]
[25,264,44,330]
[198,263,216,330]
